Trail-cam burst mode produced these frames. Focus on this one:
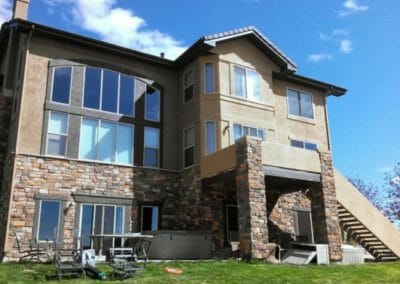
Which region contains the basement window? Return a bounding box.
[37,200,61,241]
[141,205,159,231]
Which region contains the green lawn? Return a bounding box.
[1,260,400,284]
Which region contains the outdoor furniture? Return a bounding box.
[109,247,142,280]
[54,239,86,280]
[133,239,152,267]
[13,229,51,262]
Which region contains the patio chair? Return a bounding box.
[54,239,86,280]
[133,239,152,267]
[13,229,51,262]
[109,247,142,280]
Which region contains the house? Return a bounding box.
[1,0,399,262]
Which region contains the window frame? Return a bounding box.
[82,66,136,117]
[204,62,215,94]
[232,123,265,142]
[140,204,160,232]
[287,88,315,120]
[233,65,261,102]
[36,199,62,243]
[143,127,160,168]
[78,117,134,165]
[183,125,195,168]
[183,68,194,103]
[205,120,217,156]
[50,66,73,106]
[45,111,69,157]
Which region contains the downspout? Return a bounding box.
[3,24,34,259]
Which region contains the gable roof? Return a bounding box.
[175,26,297,72]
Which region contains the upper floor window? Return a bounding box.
[184,69,194,102]
[287,89,314,119]
[205,121,216,155]
[83,67,135,116]
[204,63,215,94]
[144,127,160,168]
[184,126,195,167]
[47,111,68,157]
[233,66,260,101]
[145,87,160,122]
[79,118,134,165]
[291,139,317,151]
[233,123,264,142]
[52,67,72,104]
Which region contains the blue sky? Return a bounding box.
[1,0,399,186]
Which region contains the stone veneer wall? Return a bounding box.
[267,191,311,243]
[311,152,342,261]
[235,137,268,259]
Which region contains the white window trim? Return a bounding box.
[50,66,73,106]
[204,62,216,94]
[82,67,136,117]
[143,126,160,168]
[232,122,265,142]
[232,65,261,102]
[46,111,69,157]
[144,86,161,122]
[78,116,134,166]
[286,87,315,121]
[183,68,194,103]
[183,125,195,168]
[140,205,159,232]
[37,199,62,242]
[205,120,217,156]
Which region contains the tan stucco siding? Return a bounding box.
[17,35,180,169]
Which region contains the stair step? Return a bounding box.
[350,229,370,234]
[364,241,383,245]
[338,212,352,217]
[359,237,379,241]
[380,257,398,261]
[345,225,365,230]
[340,217,358,222]
[368,245,387,249]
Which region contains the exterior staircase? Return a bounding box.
[335,170,400,261]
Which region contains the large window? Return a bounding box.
[52,67,72,104]
[79,118,133,164]
[80,204,125,249]
[233,66,260,101]
[184,126,195,167]
[47,111,68,156]
[145,87,160,121]
[83,67,135,116]
[290,139,317,151]
[37,200,61,241]
[144,127,160,167]
[140,205,159,231]
[233,123,264,141]
[204,63,215,94]
[287,89,314,119]
[184,69,194,102]
[205,121,216,155]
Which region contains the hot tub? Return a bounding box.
[145,230,212,259]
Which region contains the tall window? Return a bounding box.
[287,89,314,119]
[290,139,317,151]
[204,63,215,94]
[83,67,135,116]
[205,121,216,155]
[141,205,159,231]
[144,127,160,167]
[145,87,160,121]
[80,204,124,249]
[47,111,68,156]
[184,126,195,167]
[37,200,61,241]
[233,66,260,101]
[184,69,194,102]
[233,123,264,141]
[52,67,72,104]
[79,118,133,164]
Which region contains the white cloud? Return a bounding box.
[392,176,400,185]
[0,0,13,25]
[43,0,186,60]
[377,166,393,173]
[340,39,353,53]
[339,0,369,17]
[307,53,333,63]
[319,29,349,42]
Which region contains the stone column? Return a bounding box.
[235,137,268,259]
[311,151,342,261]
